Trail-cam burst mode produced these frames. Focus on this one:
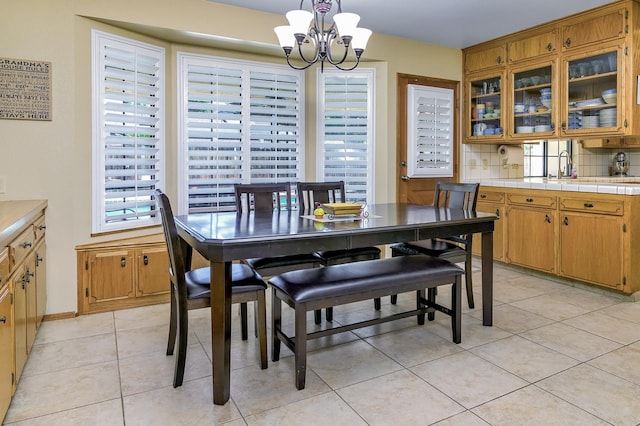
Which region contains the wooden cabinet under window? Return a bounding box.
[76,234,170,314]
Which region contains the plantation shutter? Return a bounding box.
[92,31,165,233]
[407,84,453,177]
[318,71,374,204]
[179,54,303,213]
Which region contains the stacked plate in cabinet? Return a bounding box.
[582,116,599,128]
[599,108,616,127]
[568,111,582,129]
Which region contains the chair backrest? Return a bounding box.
[155,189,186,292]
[296,181,345,213]
[433,182,480,211]
[234,183,292,214]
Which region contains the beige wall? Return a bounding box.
[1,0,462,315]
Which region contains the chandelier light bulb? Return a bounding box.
[333,12,360,39]
[274,25,295,49]
[286,10,314,37]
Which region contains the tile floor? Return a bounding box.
[5,262,640,425]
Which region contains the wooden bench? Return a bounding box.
[269,255,464,389]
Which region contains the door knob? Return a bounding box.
[401,175,410,181]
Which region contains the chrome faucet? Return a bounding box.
[558,150,572,178]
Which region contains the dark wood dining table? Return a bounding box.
[175,203,496,405]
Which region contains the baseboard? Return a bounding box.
[42,311,77,321]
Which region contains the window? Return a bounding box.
[523,140,572,177]
[317,69,374,204]
[92,31,165,234]
[178,53,304,213]
[406,84,454,178]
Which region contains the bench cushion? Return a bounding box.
[268,255,463,304]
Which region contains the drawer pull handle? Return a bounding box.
[565,37,571,47]
[37,225,46,231]
[0,316,6,324]
[496,55,502,64]
[584,203,594,208]
[564,216,569,226]
[526,198,534,203]
[480,194,487,199]
[143,255,149,266]
[496,209,500,218]
[547,42,553,51]
[121,257,126,267]
[22,242,32,249]
[545,214,551,223]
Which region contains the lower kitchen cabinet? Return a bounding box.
[473,189,505,261]
[505,192,557,274]
[0,285,12,421]
[76,234,170,314]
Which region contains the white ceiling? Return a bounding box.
[210,0,616,49]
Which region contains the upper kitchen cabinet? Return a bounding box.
[507,28,558,64]
[465,71,505,142]
[509,62,557,140]
[463,0,640,143]
[464,44,506,74]
[561,6,627,51]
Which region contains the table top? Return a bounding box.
[175,203,496,262]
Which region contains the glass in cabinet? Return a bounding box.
[468,74,503,141]
[562,47,621,136]
[510,64,554,139]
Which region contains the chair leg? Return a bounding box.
[325,307,333,322]
[314,309,322,325]
[374,297,381,310]
[173,297,189,388]
[240,302,248,341]
[427,287,437,321]
[416,289,425,325]
[465,253,475,309]
[451,276,462,344]
[166,285,177,356]
[294,306,308,390]
[271,288,282,362]
[256,291,268,369]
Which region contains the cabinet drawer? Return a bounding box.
[478,190,505,203]
[562,8,626,50]
[0,248,8,286]
[560,197,624,215]
[508,193,557,208]
[34,215,46,242]
[10,227,35,267]
[465,45,506,73]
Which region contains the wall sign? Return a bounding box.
[0,57,51,121]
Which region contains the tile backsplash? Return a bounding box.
[462,141,640,180]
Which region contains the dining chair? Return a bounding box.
[388,181,480,310]
[155,189,268,388]
[297,181,381,321]
[234,182,323,276]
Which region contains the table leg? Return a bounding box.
[211,261,232,405]
[481,230,493,326]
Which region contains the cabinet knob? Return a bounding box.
[480,194,487,199]
[496,55,502,64]
[495,209,500,218]
[545,214,552,223]
[565,37,571,47]
[22,242,32,249]
[547,43,553,51]
[584,203,594,208]
[121,257,126,267]
[0,316,6,324]
[563,216,569,226]
[143,255,149,266]
[401,175,410,182]
[37,225,46,231]
[526,198,534,203]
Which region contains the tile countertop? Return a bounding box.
[467,177,640,195]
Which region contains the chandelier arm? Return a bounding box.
[325,32,350,66]
[286,54,315,70]
[333,56,360,71]
[296,32,322,65]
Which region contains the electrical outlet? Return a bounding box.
[482,159,488,170]
[0,176,5,194]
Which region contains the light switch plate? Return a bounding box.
[0,176,6,194]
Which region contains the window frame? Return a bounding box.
[316,68,375,205]
[91,30,165,234]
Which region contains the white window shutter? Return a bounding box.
[317,70,374,204]
[407,84,454,178]
[92,31,165,233]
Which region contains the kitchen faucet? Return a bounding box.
[558,150,572,178]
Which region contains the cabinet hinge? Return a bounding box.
[623,223,627,232]
[625,24,629,34]
[625,47,629,56]
[85,287,89,298]
[11,372,14,386]
[85,260,89,270]
[623,276,627,286]
[626,9,629,19]
[10,293,13,305]
[624,119,628,128]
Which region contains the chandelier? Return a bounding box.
[274,0,372,71]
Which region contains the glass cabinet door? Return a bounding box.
[563,48,620,135]
[511,64,554,138]
[468,74,503,141]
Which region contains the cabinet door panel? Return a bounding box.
[13,270,27,383]
[35,243,46,327]
[473,204,503,261]
[560,213,623,289]
[89,251,134,303]
[0,286,12,419]
[562,9,626,50]
[465,45,506,73]
[506,207,556,273]
[25,256,37,352]
[508,30,557,63]
[137,247,170,297]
